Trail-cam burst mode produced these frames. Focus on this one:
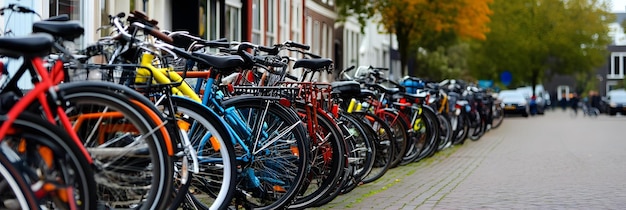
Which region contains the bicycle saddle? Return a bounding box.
[32,20,84,41]
[192,52,244,71]
[330,81,360,95]
[0,33,54,58]
[293,58,332,71]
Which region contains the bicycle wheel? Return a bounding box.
[452,114,470,145]
[491,105,504,129]
[289,104,346,209]
[436,113,453,151]
[414,105,440,162]
[590,107,600,118]
[60,86,173,210]
[336,111,374,194]
[399,108,427,165]
[468,113,485,141]
[356,112,394,184]
[164,97,237,210]
[0,151,39,210]
[222,97,309,210]
[377,109,408,168]
[1,113,97,209]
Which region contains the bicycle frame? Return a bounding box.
[135,50,301,191]
[134,53,255,162]
[0,56,84,209]
[0,57,91,161]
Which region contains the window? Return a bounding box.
[50,0,83,48]
[225,1,242,42]
[609,52,626,79]
[291,2,301,43]
[313,21,320,55]
[279,0,289,43]
[327,28,333,59]
[305,17,311,45]
[265,0,275,45]
[252,0,262,44]
[322,23,327,57]
[50,0,81,20]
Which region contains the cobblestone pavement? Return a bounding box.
[313,110,626,209]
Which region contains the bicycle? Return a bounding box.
[100,14,310,209]
[581,103,600,117]
[0,33,97,209]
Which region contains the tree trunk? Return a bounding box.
[531,68,539,97]
[396,24,410,77]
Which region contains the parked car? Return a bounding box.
[498,90,530,117]
[605,90,626,116]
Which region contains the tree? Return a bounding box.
[416,43,471,81]
[336,0,493,77]
[470,0,613,96]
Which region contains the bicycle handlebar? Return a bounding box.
[0,4,36,15]
[284,41,310,51]
[131,22,174,43]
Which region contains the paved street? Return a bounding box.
[314,110,626,209]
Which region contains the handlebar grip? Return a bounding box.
[258,45,279,55]
[345,65,356,72]
[237,42,255,52]
[286,41,310,50]
[146,26,174,43]
[131,10,148,20]
[16,6,35,14]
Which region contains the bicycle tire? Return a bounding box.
[376,109,408,168]
[165,96,237,210]
[60,86,173,210]
[468,113,486,141]
[356,112,394,184]
[399,107,428,165]
[491,106,504,129]
[222,97,309,210]
[289,104,346,209]
[1,113,97,209]
[0,151,39,210]
[414,105,440,162]
[436,113,453,151]
[452,114,470,145]
[60,81,196,209]
[336,111,375,194]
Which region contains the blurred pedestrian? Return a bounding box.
[590,91,601,109]
[530,95,537,115]
[570,93,579,115]
[559,96,567,111]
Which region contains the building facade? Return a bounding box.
[3,0,400,82]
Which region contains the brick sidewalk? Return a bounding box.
[314,111,626,209]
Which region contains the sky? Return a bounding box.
[613,0,626,12]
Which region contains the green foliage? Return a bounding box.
[470,0,614,94]
[415,43,471,81]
